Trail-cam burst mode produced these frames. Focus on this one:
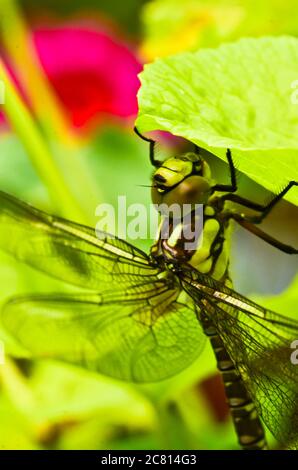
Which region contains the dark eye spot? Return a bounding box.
[154,174,166,183]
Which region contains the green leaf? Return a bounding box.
[30,361,155,425]
[136,36,298,205]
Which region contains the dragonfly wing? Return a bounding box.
[1,280,206,382]
[0,191,159,289]
[180,268,298,449]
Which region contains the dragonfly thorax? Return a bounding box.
[150,150,230,280]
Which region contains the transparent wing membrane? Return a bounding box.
[0,192,208,380]
[0,191,160,289]
[2,286,206,382]
[1,190,297,446]
[180,268,298,449]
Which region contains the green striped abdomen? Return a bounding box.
[200,310,267,450]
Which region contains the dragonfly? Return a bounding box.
[0,128,297,451]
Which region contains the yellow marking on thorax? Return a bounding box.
[204,206,215,216]
[190,218,219,269]
[190,214,233,281]
[168,223,183,247]
[212,223,232,280]
[196,257,213,273]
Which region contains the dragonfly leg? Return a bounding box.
[230,216,298,254]
[220,181,298,220]
[222,181,298,254]
[212,149,238,193]
[134,127,162,167]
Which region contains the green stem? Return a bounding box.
[0,0,103,221]
[0,60,86,221]
[0,0,72,143]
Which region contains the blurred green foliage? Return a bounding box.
[21,0,149,35]
[141,0,298,58]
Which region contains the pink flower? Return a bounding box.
[1,24,142,132]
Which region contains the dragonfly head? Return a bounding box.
[151,152,212,209]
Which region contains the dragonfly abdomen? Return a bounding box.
[200,311,268,450]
